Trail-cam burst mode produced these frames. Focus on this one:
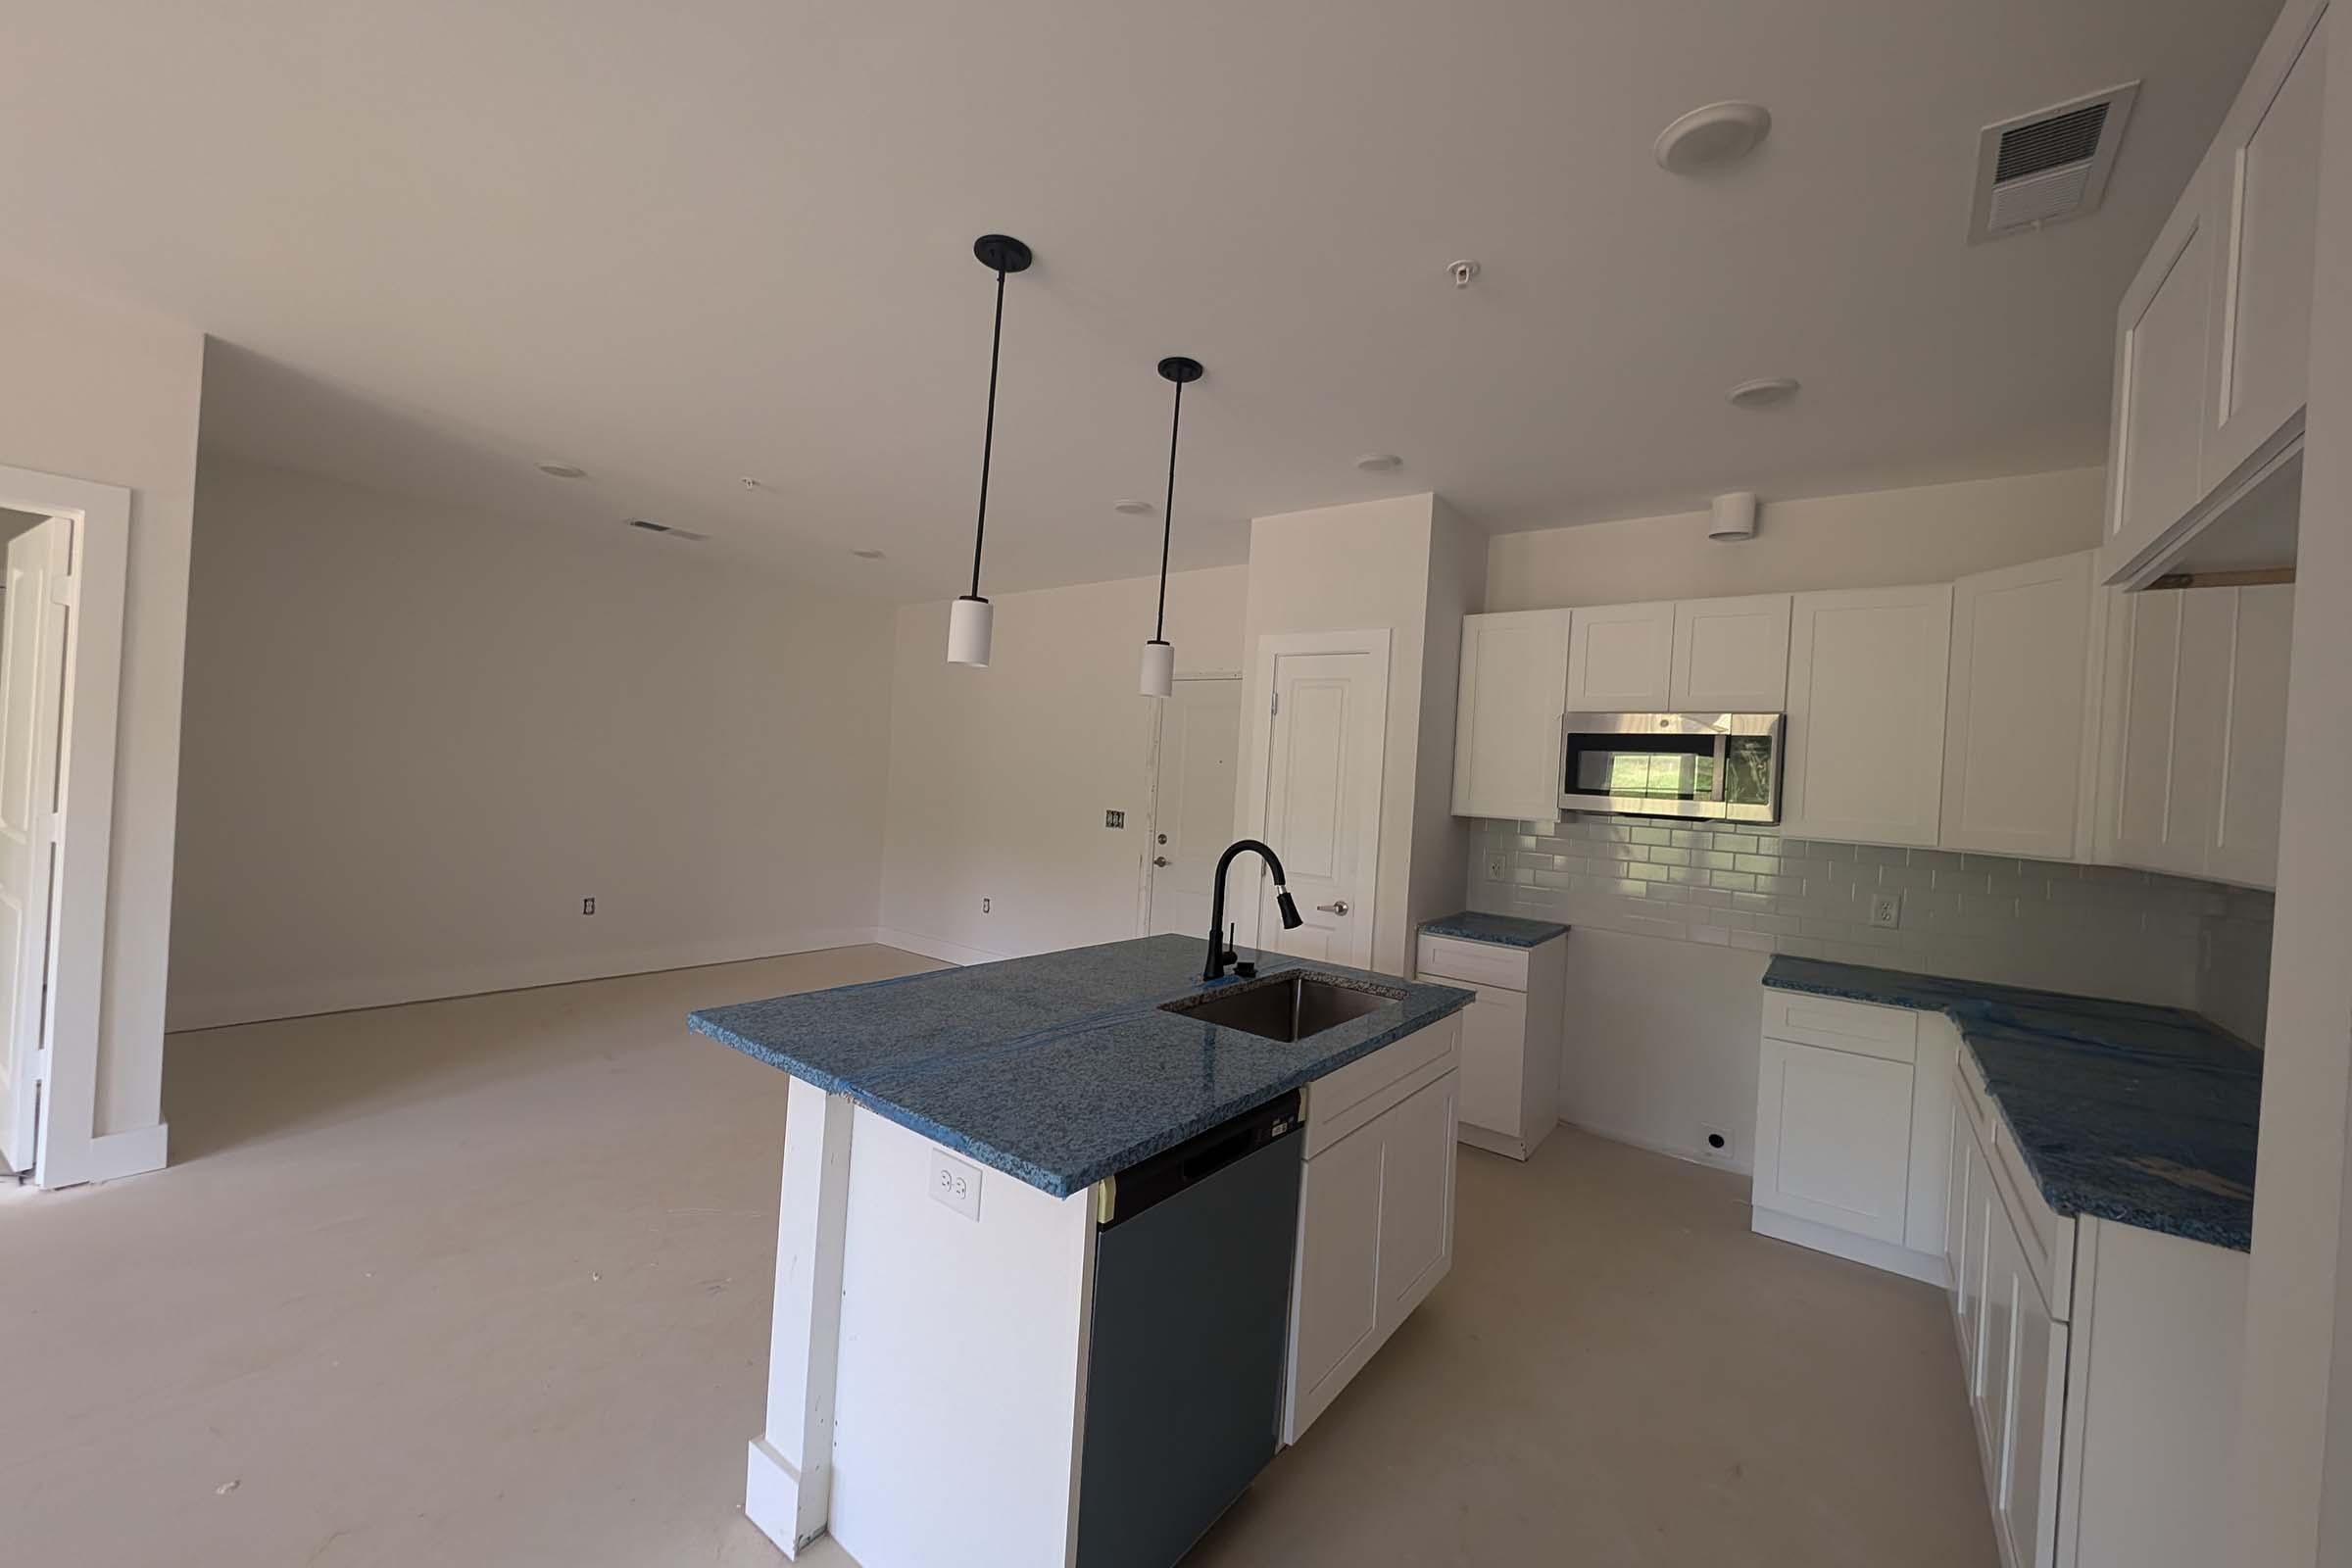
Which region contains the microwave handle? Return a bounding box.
[1711,732,1730,803]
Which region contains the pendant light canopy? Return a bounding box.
[949,233,1033,667]
[1141,355,1201,698]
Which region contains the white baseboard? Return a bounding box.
[1750,1203,1951,1288]
[165,927,886,1033]
[82,1122,169,1184]
[868,927,1005,967]
[1564,1116,1755,1178]
[745,1437,826,1559]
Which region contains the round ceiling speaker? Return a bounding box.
[1654,101,1774,173]
[1708,491,1759,541]
[1725,376,1801,410]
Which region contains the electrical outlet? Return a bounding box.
[1104,809,1125,829]
[1869,892,1901,930]
[929,1148,982,1221]
[1699,1124,1734,1162]
[581,897,597,916]
[1485,851,1508,880]
[981,896,991,914]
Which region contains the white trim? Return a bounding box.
[1237,628,1392,956]
[1750,1202,1952,1287]
[166,926,886,1032]
[0,464,129,1191]
[82,1122,169,1184]
[868,927,1002,968]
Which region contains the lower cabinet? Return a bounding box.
[1285,1020,1460,1445]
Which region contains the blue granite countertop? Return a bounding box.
[1420,911,1571,948]
[690,935,1474,1199]
[1763,956,2261,1250]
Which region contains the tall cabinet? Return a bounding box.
[1781,585,1954,848]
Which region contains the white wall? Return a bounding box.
[1485,468,2105,611]
[0,264,204,1142]
[1406,497,1484,948]
[878,565,1247,962]
[169,456,894,1027]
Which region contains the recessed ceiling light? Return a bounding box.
[1654,101,1774,173]
[853,549,885,560]
[1354,453,1403,472]
[1112,499,1154,516]
[1725,376,1801,410]
[536,461,588,480]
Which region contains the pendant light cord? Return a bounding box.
[1154,375,1183,640]
[969,266,1008,600]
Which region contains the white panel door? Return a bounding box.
[2104,155,2217,576]
[1451,609,1570,821]
[1456,987,1527,1142]
[1669,594,1791,711]
[0,516,70,1175]
[1257,649,1384,968]
[1146,676,1243,937]
[2211,584,2294,888]
[1564,602,1675,711]
[1753,1037,1916,1246]
[1782,585,1954,847]
[2207,8,2328,482]
[1940,553,2096,859]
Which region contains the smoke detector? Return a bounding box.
[1969,83,2139,242]
[1654,101,1773,173]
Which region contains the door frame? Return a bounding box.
[0,463,132,1189]
[1236,629,1391,956]
[1135,667,1243,938]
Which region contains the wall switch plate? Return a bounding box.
[1868,892,1901,929]
[1104,809,1125,829]
[1699,1124,1734,1162]
[929,1149,981,1221]
[1485,851,1508,880]
[581,897,597,916]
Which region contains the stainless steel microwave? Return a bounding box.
[1558,711,1786,823]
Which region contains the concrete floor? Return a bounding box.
[1,945,1996,1567]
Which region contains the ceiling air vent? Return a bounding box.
[626,517,710,542]
[1969,82,2138,243]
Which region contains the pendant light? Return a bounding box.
[949,233,1033,667]
[1140,355,1201,698]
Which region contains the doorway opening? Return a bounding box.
[1141,672,1243,942]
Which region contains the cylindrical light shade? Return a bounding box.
[948,595,994,666]
[1141,639,1174,698]
[1708,491,1759,541]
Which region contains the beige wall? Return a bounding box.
[170,456,895,1027]
[1485,467,2105,610]
[0,265,204,1140]
[879,565,1248,961]
[1408,496,1484,944]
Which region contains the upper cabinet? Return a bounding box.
[2101,0,2329,587]
[1783,586,1954,848]
[1450,610,1572,822]
[1669,595,1791,711]
[1564,602,1676,710]
[1940,554,2100,861]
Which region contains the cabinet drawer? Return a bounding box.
[1304,1014,1461,1157]
[1416,934,1530,992]
[1761,991,1919,1063]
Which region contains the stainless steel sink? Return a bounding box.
[1159,972,1403,1044]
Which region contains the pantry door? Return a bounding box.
[1242,630,1388,969]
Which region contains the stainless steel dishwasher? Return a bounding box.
[1072,1091,1303,1568]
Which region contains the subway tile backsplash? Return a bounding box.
[1469,815,2275,1037]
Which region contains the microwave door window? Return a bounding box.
[1572,740,1714,802]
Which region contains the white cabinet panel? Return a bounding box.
[1374,1072,1456,1322]
[1668,594,1791,711]
[1456,989,1527,1142]
[1451,609,1571,821]
[2104,158,2218,577]
[1753,1037,1916,1246]
[1905,1018,1959,1257]
[1782,585,1953,847]
[1940,553,2096,859]
[2208,8,2328,483]
[2003,1268,2065,1568]
[2212,584,2294,888]
[1564,602,1675,710]
[2110,591,2185,869]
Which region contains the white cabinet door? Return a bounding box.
[2003,1261,2066,1568]
[2206,6,2328,484]
[2162,588,2238,880]
[1374,1071,1457,1331]
[2102,154,2219,581]
[1904,1019,1959,1257]
[1940,554,2096,859]
[1960,1128,1993,1403]
[1669,594,1791,711]
[1456,987,1528,1144]
[2212,583,2294,888]
[2109,591,2186,870]
[1782,585,1954,847]
[1978,1179,2021,1492]
[1451,610,1572,821]
[1752,1037,1916,1246]
[1564,602,1675,710]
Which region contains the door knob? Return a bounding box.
[1152,857,1171,867]
[1316,900,1350,915]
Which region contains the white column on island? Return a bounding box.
[745,1078,855,1558]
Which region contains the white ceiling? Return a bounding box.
[1,1,2278,601]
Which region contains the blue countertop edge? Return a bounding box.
[689,936,1476,1200]
[1761,956,2260,1251]
[1419,911,1571,948]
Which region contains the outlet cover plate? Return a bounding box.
[929,1149,981,1221]
[1869,892,1901,930]
[1485,851,1508,880]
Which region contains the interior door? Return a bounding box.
[1146,676,1242,937]
[0,516,71,1174]
[1255,648,1385,968]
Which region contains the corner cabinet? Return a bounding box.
[1940,553,2102,861]
[1451,610,1572,821]
[1781,585,1953,848]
